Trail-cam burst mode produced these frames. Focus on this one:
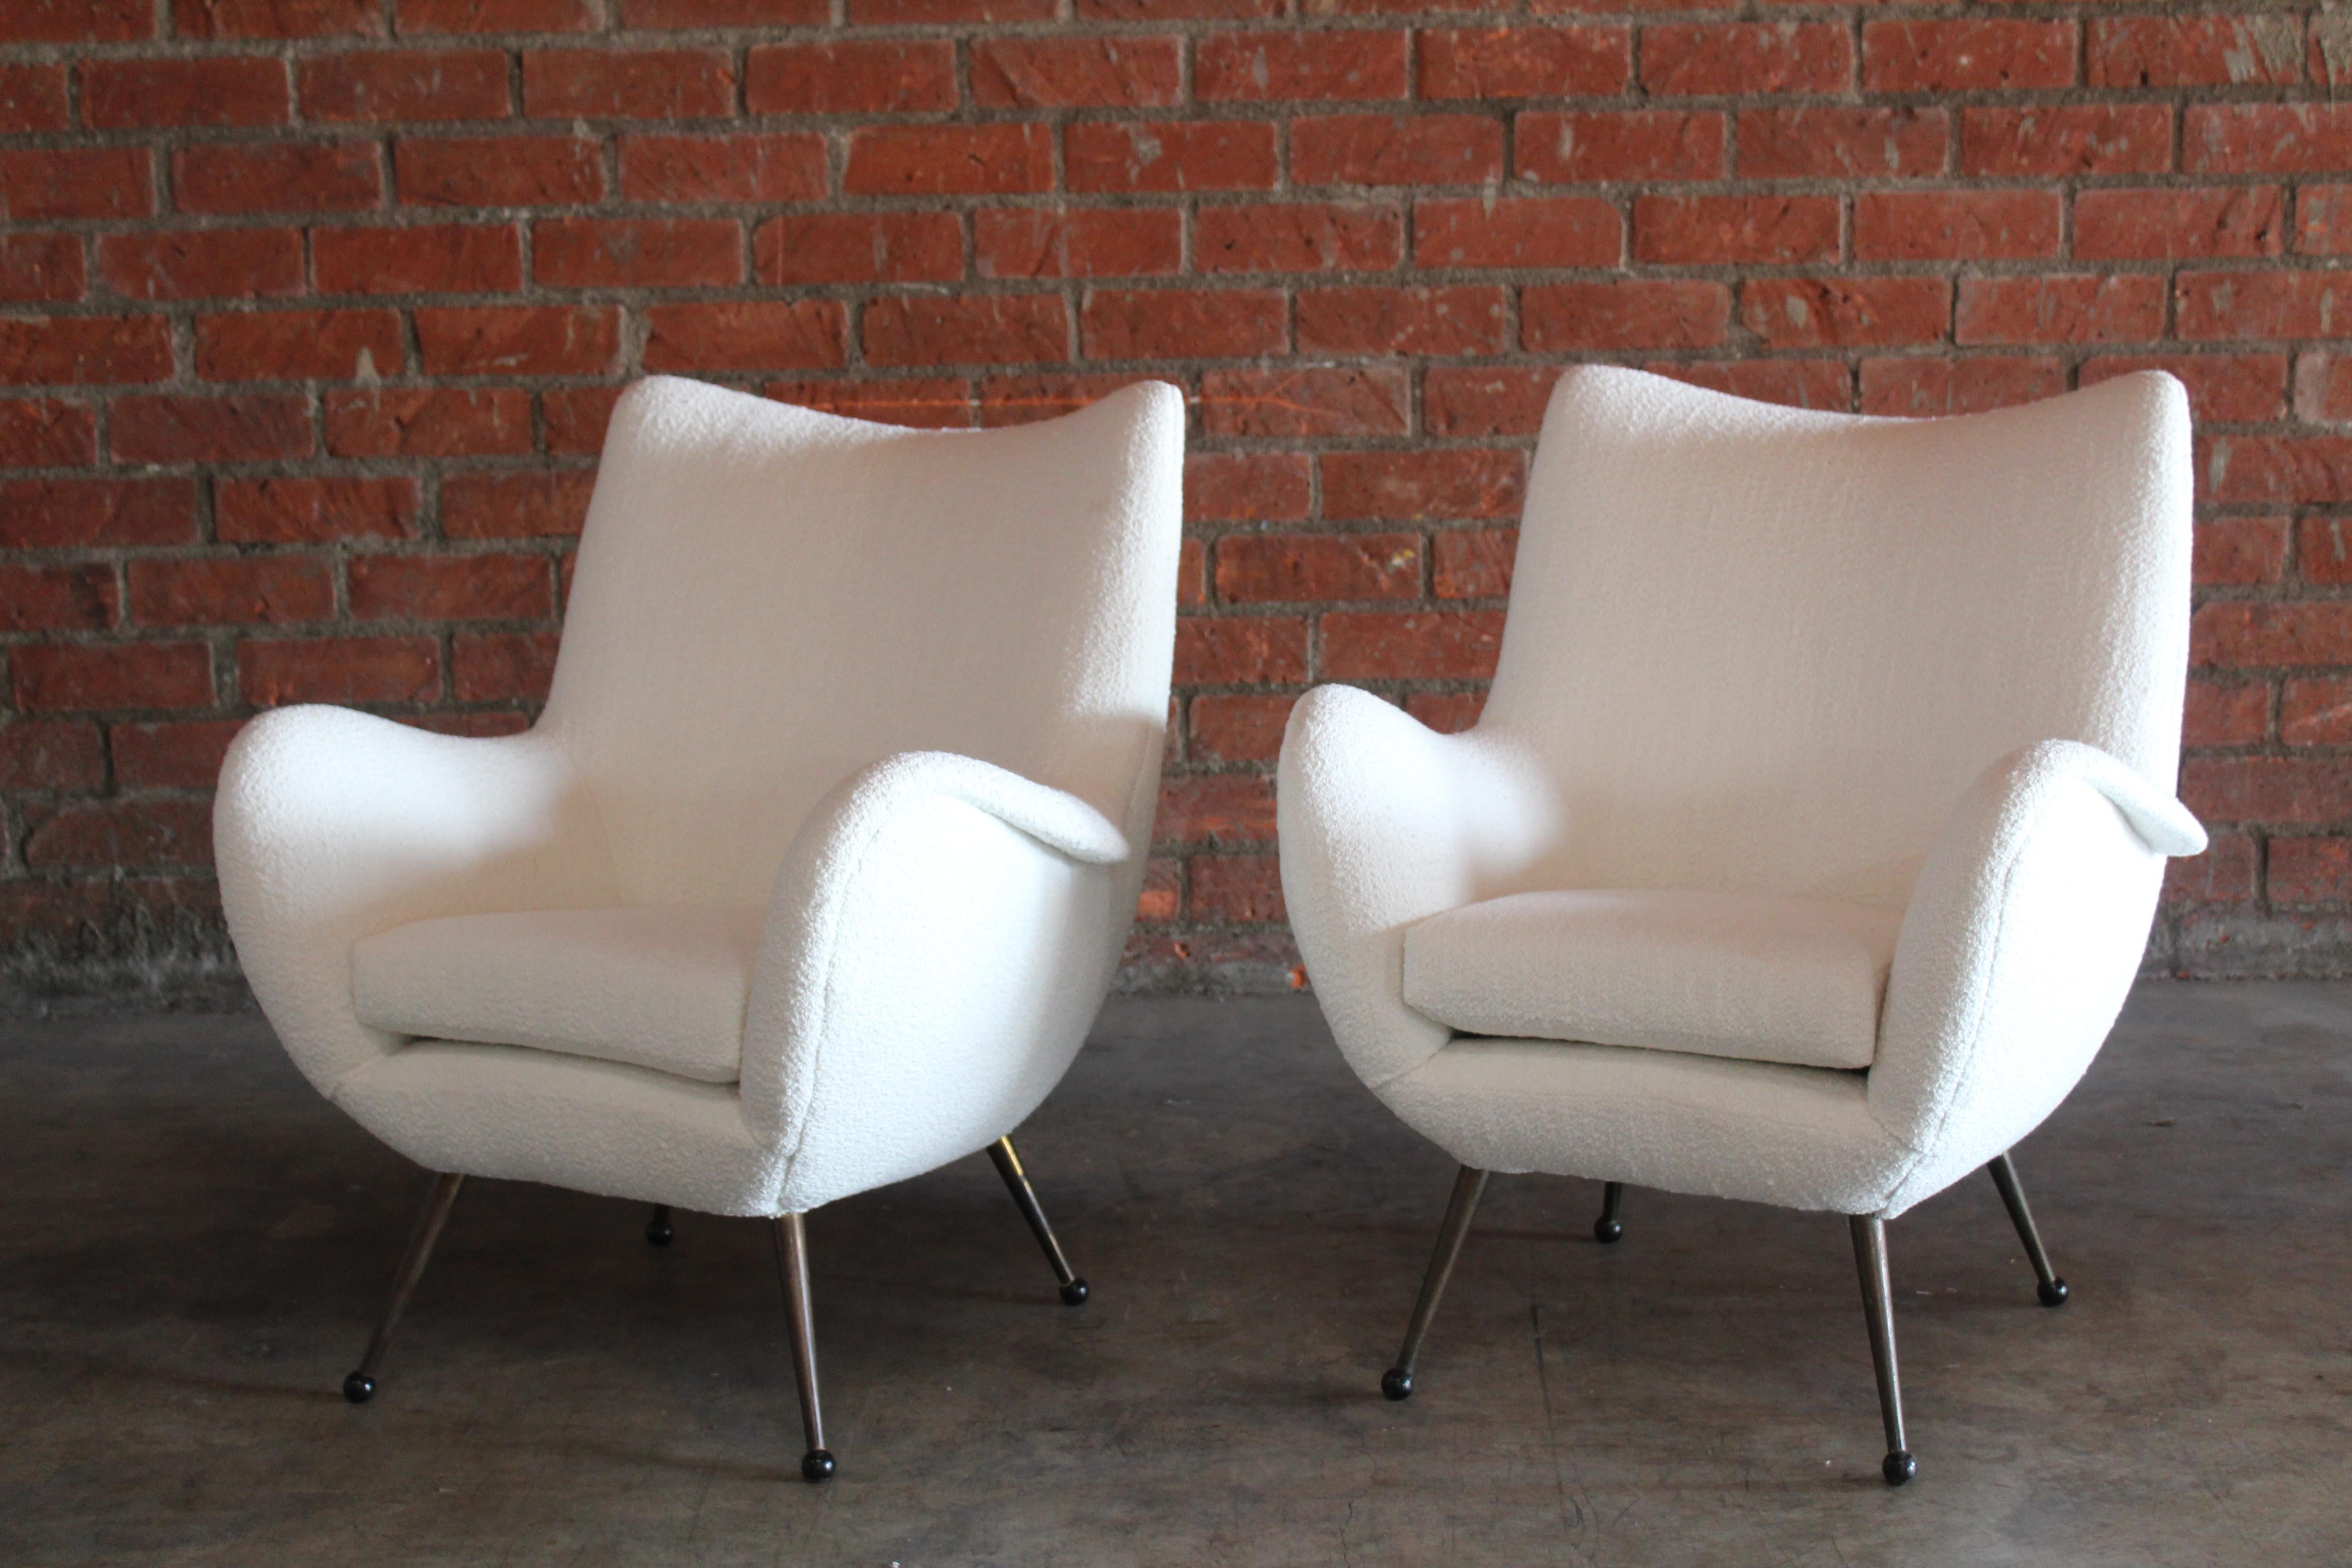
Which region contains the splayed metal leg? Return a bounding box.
[771,1212,834,1482]
[1987,1153,2069,1307]
[644,1204,673,1248]
[1593,1181,1626,1244]
[343,1171,465,1405]
[1849,1215,1916,1485]
[988,1136,1089,1306]
[1382,1165,1490,1401]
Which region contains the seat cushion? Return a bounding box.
[1401,890,1901,1071]
[351,906,764,1085]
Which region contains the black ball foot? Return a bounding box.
[1059,1277,1089,1307]
[1882,1450,1917,1486]
[1593,1218,1624,1245]
[342,1372,375,1405]
[800,1448,835,1483]
[1380,1367,1412,1401]
[2038,1277,2069,1308]
[645,1211,673,1248]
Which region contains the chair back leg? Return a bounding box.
[343,1171,465,1405]
[1382,1165,1490,1401]
[771,1212,835,1482]
[1986,1154,2070,1306]
[988,1137,1090,1306]
[1848,1215,1917,1485]
[1592,1181,1626,1244]
[644,1204,673,1247]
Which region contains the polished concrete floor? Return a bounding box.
[0,983,2347,1566]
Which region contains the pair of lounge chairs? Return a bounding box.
[215,365,2205,1488]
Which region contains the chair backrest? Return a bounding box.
[1481,365,2193,911]
[541,376,1184,906]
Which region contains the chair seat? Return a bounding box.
[351,905,764,1085]
[1401,889,1901,1071]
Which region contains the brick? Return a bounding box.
[1636,195,1838,265]
[1173,615,1308,683]
[973,37,1181,108]
[0,236,86,304]
[978,209,1181,279]
[401,0,595,29]
[176,142,381,215]
[2284,677,2352,746]
[1642,22,1848,95]
[25,801,213,872]
[2317,12,2352,86]
[1322,609,1504,681]
[543,384,624,452]
[195,309,405,382]
[0,65,69,133]
[1957,275,2162,345]
[313,223,523,294]
[1198,202,1402,273]
[2186,105,2352,174]
[534,218,741,289]
[619,134,826,204]
[2090,15,2301,88]
[1419,25,1628,98]
[1067,120,1278,192]
[177,0,385,37]
[0,722,106,792]
[2167,830,2254,904]
[744,41,955,115]
[863,295,1066,367]
[850,0,1054,21]
[1156,773,1276,845]
[239,635,439,706]
[621,0,823,24]
[1646,358,1853,411]
[2297,186,2352,255]
[2187,516,2288,587]
[128,558,332,627]
[1414,197,1617,268]
[1853,191,2062,261]
[1083,289,1286,360]
[1185,452,1310,522]
[0,565,118,632]
[216,475,418,542]
[643,300,847,372]
[111,394,312,464]
[2076,187,2284,261]
[1297,285,1507,356]
[112,719,243,790]
[1176,539,1206,608]
[1200,366,1408,436]
[1135,856,1180,922]
[2185,677,2270,747]
[2185,272,2352,342]
[1424,366,1556,436]
[350,552,551,621]
[0,478,197,547]
[1189,853,1285,921]
[1859,357,2065,417]
[299,49,510,122]
[83,56,288,128]
[1294,114,1504,186]
[2193,601,2352,666]
[1961,106,2173,178]
[440,470,595,538]
[2085,353,2285,424]
[97,230,304,302]
[0,148,153,221]
[1432,527,1514,598]
[2203,435,2352,505]
[755,213,963,286]
[1864,20,2075,92]
[847,125,1054,197]
[0,398,97,466]
[1198,30,1408,101]
[1746,278,1951,349]
[324,387,533,456]
[1323,449,1523,520]
[1088,0,1274,14]
[1,0,152,42]
[1405,691,1485,734]
[415,305,619,376]
[0,316,172,386]
[2181,756,2352,825]
[452,631,558,703]
[1739,108,1945,180]
[2269,837,2352,905]
[2298,514,2352,581]
[1519,110,1720,183]
[772,378,970,429]
[1522,279,1730,351]
[397,136,603,207]
[1216,533,1418,602]
[984,377,1147,431]
[523,48,730,119]
[1189,695,1295,764]
[12,643,213,713]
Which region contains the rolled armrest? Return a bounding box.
[215,706,615,1096]
[1867,739,2203,1215]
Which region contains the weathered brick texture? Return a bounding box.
[3,0,2349,992]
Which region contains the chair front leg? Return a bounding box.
[1986,1154,2069,1306]
[988,1136,1089,1306]
[1592,1181,1626,1244]
[1849,1215,1916,1485]
[644,1204,673,1248]
[344,1171,465,1404]
[771,1212,835,1482]
[1382,1165,1490,1401]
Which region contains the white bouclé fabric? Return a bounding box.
[1279,366,2205,1220]
[217,376,1185,1217]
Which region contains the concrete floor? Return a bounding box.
[0,984,2347,1566]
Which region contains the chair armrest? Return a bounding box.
[1276,684,1567,1088]
[1867,739,2205,1215]
[740,751,1133,1210]
[215,705,615,1097]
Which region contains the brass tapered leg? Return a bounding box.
[1850,1215,1916,1485]
[771,1212,833,1482]
[1382,1165,1490,1401]
[343,1171,465,1404]
[988,1136,1089,1306]
[1987,1154,2069,1306]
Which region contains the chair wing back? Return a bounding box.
[1484,366,2192,911]
[542,377,1184,906]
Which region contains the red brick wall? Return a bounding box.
[0,0,2342,994]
